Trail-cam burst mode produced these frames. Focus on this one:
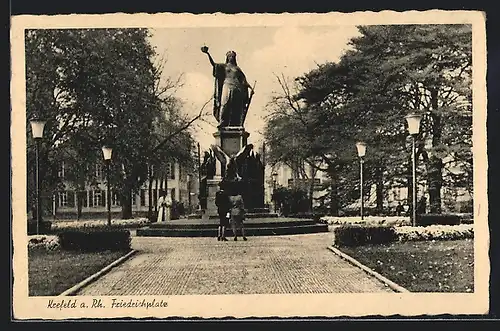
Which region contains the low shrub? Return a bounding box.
[333,225,398,247]
[457,213,473,224]
[321,216,410,227]
[396,224,474,242]
[57,228,131,252]
[416,214,461,226]
[28,235,60,251]
[51,217,150,232]
[333,223,474,247]
[27,220,52,235]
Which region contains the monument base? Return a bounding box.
[214,126,249,157]
[206,177,222,217]
[136,217,329,237]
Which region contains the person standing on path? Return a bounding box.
[229,193,247,241]
[157,191,172,223]
[395,202,404,216]
[215,186,230,241]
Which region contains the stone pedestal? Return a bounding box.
[206,178,222,216]
[205,126,250,216]
[213,126,250,157]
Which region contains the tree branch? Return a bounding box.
[152,97,211,154]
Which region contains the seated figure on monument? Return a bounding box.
[201,46,255,128]
[201,150,216,180]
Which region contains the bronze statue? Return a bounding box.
[201,46,255,128]
[200,150,217,180]
[210,143,253,184]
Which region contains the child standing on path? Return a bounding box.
[215,186,230,241]
[229,194,247,241]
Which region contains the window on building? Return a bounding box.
[66,191,75,207]
[169,163,175,179]
[112,191,121,206]
[170,188,176,202]
[395,187,401,200]
[164,164,170,179]
[92,190,103,207]
[95,164,103,181]
[58,191,68,207]
[82,191,88,208]
[140,189,146,206]
[58,161,65,179]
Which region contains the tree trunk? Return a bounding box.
[375,165,384,214]
[148,164,153,220]
[159,174,165,193]
[428,156,443,213]
[428,89,443,214]
[77,190,83,220]
[308,181,314,213]
[76,176,85,220]
[329,173,339,216]
[121,187,133,219]
[154,177,159,214]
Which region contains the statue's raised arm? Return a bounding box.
[201,45,216,67]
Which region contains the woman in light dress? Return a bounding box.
[157,191,172,223]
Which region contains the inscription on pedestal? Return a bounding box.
[213,127,250,157]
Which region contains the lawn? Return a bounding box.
[339,239,474,292]
[28,249,128,296]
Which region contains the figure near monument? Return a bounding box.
[201,46,255,128]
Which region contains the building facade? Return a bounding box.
[52,160,198,216]
[267,162,472,214]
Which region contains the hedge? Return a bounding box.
[51,217,150,232]
[396,224,474,241]
[333,225,398,247]
[57,228,131,252]
[321,216,410,227]
[27,220,52,235]
[416,214,461,226]
[333,224,474,247]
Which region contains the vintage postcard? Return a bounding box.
[11,11,488,319]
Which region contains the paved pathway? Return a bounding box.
[77,233,394,295]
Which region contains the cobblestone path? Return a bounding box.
[77,233,394,295]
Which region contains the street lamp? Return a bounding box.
[356,141,367,220]
[187,174,192,213]
[102,146,113,226]
[272,172,278,213]
[405,113,422,226]
[30,119,46,235]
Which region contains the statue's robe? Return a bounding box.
[212,63,249,127]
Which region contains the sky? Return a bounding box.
[148,25,361,150]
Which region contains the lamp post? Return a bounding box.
[30,119,46,235]
[102,146,113,227]
[187,174,192,213]
[405,113,422,226]
[272,172,278,213]
[356,142,367,220]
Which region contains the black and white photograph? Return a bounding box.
[11,11,488,319]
